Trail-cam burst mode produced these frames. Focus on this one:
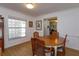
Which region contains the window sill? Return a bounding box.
[8,36,26,40]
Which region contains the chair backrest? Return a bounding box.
[36,39,45,56]
[62,34,67,55]
[51,31,59,39]
[33,32,39,38]
[64,34,67,47]
[31,38,37,55]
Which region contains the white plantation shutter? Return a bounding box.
[8,18,26,39]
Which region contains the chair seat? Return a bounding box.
[57,46,64,52]
[57,51,64,56]
[45,47,53,56]
[45,52,52,56]
[34,46,54,56]
[57,46,65,56]
[45,47,55,55]
[33,52,52,56]
[57,34,67,56]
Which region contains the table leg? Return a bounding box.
[54,46,57,56]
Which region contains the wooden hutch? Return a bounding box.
[0,15,4,55]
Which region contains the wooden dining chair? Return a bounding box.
[51,31,59,39]
[31,38,55,56]
[33,32,39,38]
[36,38,55,56]
[35,38,45,56]
[57,34,67,56]
[31,38,37,56]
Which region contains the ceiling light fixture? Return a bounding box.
[26,3,34,9]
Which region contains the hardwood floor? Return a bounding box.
[2,41,79,56]
[2,41,33,56]
[66,48,79,56]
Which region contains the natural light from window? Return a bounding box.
[8,18,26,39]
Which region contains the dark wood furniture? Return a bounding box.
[35,38,45,56]
[57,34,67,56]
[36,38,55,56]
[33,32,39,38]
[51,31,59,39]
[31,38,37,56]
[31,38,54,56]
[0,15,4,55]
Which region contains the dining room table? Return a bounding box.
[38,35,64,56]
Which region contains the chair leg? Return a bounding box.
[32,52,34,56]
[51,51,55,56]
[51,48,55,56]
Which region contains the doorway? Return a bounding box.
[44,17,58,36]
[0,15,4,52]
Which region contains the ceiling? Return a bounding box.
[0,3,79,17]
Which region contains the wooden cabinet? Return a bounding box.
[0,15,4,55]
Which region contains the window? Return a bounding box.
[8,18,26,39]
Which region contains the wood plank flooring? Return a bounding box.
[2,41,32,56]
[2,41,79,56]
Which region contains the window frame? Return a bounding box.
[8,17,26,40]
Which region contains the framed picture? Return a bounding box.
[29,21,33,27]
[36,20,42,30]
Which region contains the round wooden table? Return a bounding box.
[39,36,64,56]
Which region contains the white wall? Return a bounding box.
[36,7,79,50]
[34,18,44,36]
[0,7,35,48]
[43,19,50,36]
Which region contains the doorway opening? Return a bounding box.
[44,17,58,36]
